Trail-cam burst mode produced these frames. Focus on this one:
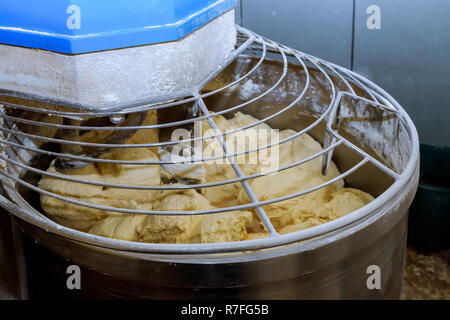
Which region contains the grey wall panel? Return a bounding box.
[235,0,242,25]
[241,0,353,68]
[354,0,450,146]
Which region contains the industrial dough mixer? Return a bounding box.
[0,0,419,299]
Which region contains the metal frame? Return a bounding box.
[0,26,418,254]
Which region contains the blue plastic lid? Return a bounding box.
[0,0,236,54]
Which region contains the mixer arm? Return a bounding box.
[54,112,147,172]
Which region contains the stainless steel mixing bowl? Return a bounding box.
[0,29,420,299]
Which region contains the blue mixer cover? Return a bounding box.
[0,0,236,54]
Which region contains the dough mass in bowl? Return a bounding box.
[38,111,374,243]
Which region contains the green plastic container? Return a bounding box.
[407,143,450,249]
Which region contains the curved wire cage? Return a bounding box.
[0,26,416,253]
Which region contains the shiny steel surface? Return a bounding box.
[0,26,419,299]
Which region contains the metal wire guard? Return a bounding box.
[0,26,417,253]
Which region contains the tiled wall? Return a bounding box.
[239,0,353,68]
[237,0,450,146]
